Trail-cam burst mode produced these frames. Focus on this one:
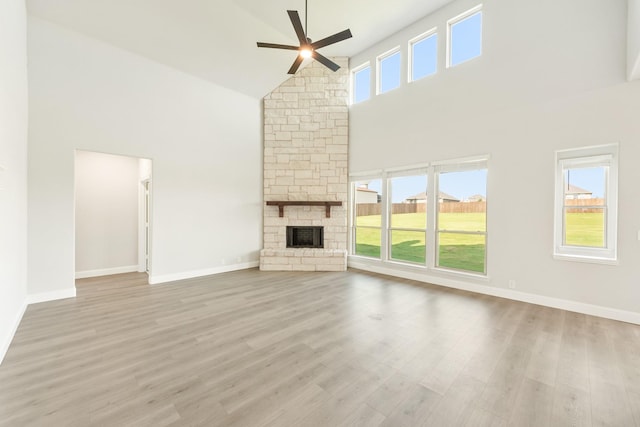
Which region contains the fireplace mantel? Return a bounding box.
[266,201,342,218]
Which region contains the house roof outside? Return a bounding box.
[356,186,378,194]
[405,191,460,202]
[565,184,592,195]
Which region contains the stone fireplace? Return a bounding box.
[260,58,348,272]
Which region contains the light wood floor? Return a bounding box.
[0,269,639,426]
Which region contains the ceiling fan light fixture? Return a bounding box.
[256,1,353,74]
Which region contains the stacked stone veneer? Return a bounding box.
[260,58,349,272]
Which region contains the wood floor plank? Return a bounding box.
[508,378,554,426]
[590,379,637,427]
[0,268,639,426]
[379,384,442,427]
[365,371,418,417]
[524,330,562,387]
[551,383,592,427]
[425,373,486,426]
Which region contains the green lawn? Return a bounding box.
[355,211,605,273]
[564,212,605,247]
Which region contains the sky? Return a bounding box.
[412,33,437,80]
[565,166,605,198]
[450,11,482,66]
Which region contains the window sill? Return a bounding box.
[348,255,490,283]
[553,253,619,266]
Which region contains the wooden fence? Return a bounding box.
[356,202,487,216]
[565,198,605,213]
[356,198,604,216]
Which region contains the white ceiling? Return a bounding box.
[27,0,455,98]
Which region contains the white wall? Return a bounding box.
[349,0,640,316]
[28,16,262,293]
[629,0,640,80]
[0,0,29,363]
[75,150,139,277]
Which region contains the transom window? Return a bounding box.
[410,30,438,81]
[352,63,371,104]
[378,49,401,94]
[350,4,484,101]
[447,5,483,67]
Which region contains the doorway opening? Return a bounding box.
[74,150,152,282]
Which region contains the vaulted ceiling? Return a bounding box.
[27,0,455,98]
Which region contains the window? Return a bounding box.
[350,156,489,277]
[410,30,438,81]
[352,64,371,104]
[554,144,618,263]
[435,160,488,274]
[353,179,383,258]
[388,171,428,264]
[448,5,482,67]
[378,49,401,94]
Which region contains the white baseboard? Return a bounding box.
[149,261,260,285]
[75,265,139,279]
[26,288,77,305]
[0,300,27,366]
[348,258,640,325]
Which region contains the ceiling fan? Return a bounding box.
[257,0,353,75]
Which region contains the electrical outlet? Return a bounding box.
[221,258,226,265]
[637,230,640,241]
[508,280,516,289]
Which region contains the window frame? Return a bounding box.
[554,144,619,264]
[408,28,438,82]
[376,47,402,95]
[350,175,384,259]
[446,4,483,68]
[387,168,429,265]
[349,156,489,278]
[433,158,489,274]
[351,62,371,105]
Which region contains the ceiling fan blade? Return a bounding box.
[310,29,352,50]
[312,51,340,72]
[287,10,307,45]
[257,42,300,50]
[288,55,305,74]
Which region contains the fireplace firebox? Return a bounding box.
[286,226,324,248]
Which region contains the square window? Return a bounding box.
[352,65,371,104]
[378,50,401,94]
[410,32,438,81]
[448,6,482,67]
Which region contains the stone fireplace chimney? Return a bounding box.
[260,58,349,271]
